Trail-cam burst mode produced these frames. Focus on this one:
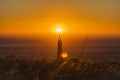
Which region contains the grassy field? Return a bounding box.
[0,55,120,80]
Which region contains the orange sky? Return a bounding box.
[0,0,120,38]
[0,0,120,58]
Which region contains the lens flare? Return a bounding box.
[61,52,68,58]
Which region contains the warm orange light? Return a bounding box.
[61,52,68,58]
[56,28,62,33]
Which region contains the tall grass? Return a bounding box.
[0,55,120,80]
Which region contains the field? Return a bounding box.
[0,55,120,80]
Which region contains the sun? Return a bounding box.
[56,28,62,33]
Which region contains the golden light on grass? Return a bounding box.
[61,52,68,59]
[56,28,62,33]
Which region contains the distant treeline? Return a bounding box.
[0,55,120,80]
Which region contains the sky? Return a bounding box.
[0,0,120,58]
[0,0,120,38]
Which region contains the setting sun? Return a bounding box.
[56,28,62,33]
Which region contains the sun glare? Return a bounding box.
[56,28,62,33]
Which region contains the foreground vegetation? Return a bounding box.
[0,55,120,80]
